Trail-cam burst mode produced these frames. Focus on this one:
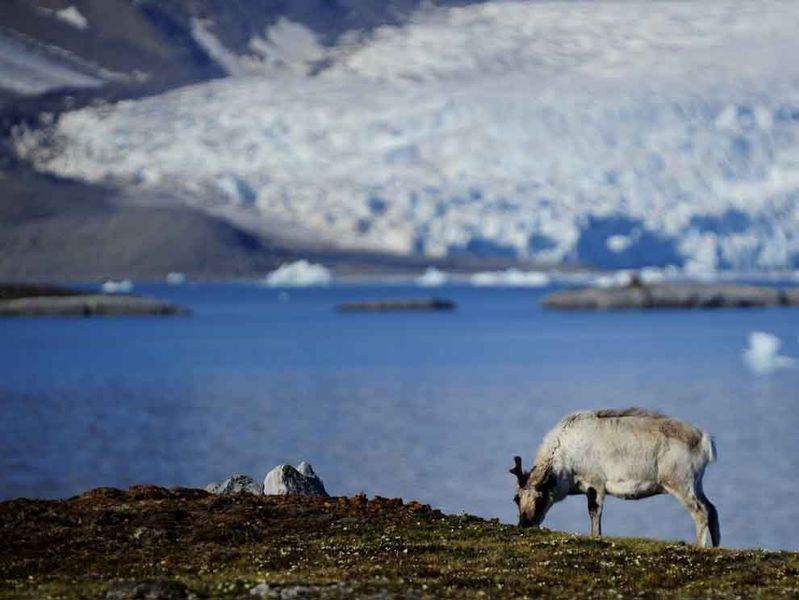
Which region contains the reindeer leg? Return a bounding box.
[587,486,605,537]
[695,480,720,547]
[666,483,713,548]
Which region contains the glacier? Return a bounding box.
[13,0,799,270]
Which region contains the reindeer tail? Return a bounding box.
[701,432,716,464]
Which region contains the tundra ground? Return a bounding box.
[1,487,798,599]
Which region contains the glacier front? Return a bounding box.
[14,1,799,270]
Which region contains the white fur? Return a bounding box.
[515,408,720,547]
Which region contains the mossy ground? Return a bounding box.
[2,486,798,599]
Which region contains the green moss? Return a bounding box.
[2,487,798,598]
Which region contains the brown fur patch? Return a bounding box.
[590,407,703,448]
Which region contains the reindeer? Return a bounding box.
[509,408,720,547]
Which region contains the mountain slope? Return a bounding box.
[15,0,799,271]
[0,171,292,280]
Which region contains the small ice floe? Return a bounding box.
[592,270,634,289]
[263,260,332,287]
[416,267,448,287]
[100,279,134,294]
[54,6,89,30]
[742,332,797,375]
[166,272,186,285]
[470,268,550,287]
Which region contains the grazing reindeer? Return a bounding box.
[510,408,720,547]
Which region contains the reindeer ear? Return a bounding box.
[509,456,529,487]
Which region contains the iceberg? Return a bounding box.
[742,332,797,375]
[263,260,332,287]
[470,269,550,287]
[100,279,134,294]
[416,267,448,287]
[166,272,187,285]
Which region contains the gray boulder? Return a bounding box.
[105,578,189,599]
[263,462,328,497]
[206,474,263,495]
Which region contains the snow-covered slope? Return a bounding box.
[0,32,105,96]
[15,1,799,270]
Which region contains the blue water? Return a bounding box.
[2,283,798,550]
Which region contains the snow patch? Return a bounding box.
[249,19,326,74]
[263,260,332,287]
[55,7,89,30]
[607,234,636,253]
[0,34,103,95]
[215,175,256,205]
[416,267,449,287]
[592,271,635,289]
[470,269,550,287]
[742,332,797,375]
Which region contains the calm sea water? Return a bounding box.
[1,282,798,549]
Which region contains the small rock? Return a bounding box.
[250,583,347,598]
[206,474,263,495]
[105,578,189,599]
[263,462,329,497]
[250,583,273,597]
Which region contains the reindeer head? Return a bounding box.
[509,456,556,528]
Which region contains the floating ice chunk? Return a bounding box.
[592,271,634,289]
[470,268,550,287]
[263,260,332,287]
[101,279,134,294]
[742,332,797,375]
[166,272,186,285]
[55,6,89,30]
[416,267,448,287]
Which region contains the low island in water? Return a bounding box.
[0,284,188,317]
[544,278,799,311]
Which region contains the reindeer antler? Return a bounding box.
[509,456,529,487]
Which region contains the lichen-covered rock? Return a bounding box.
[105,578,189,599]
[263,462,328,497]
[249,582,348,598]
[206,474,262,495]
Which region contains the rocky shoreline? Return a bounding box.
[543,281,799,310]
